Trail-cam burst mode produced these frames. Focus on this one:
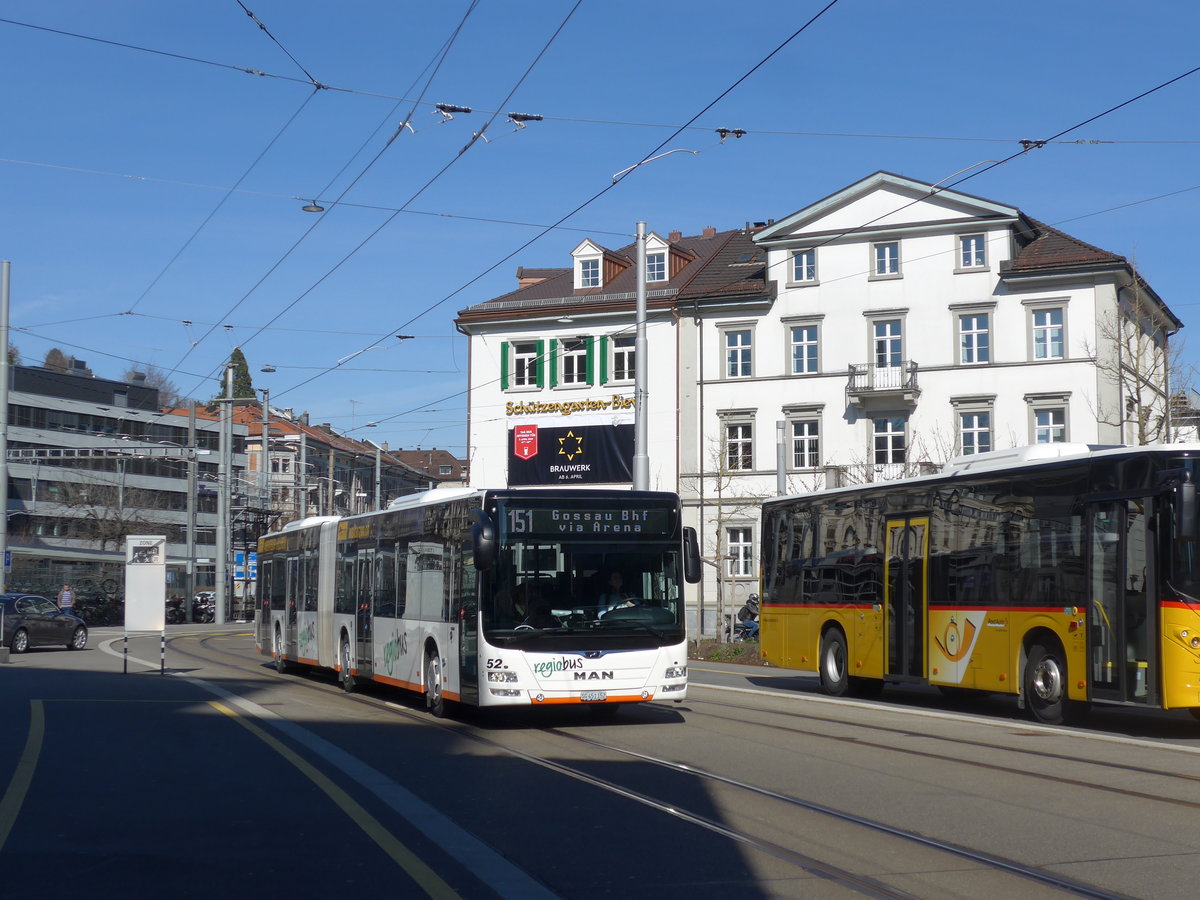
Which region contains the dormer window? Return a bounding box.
[646,252,666,282]
[579,258,600,288]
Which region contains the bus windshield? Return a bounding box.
[483,537,686,639]
[1168,458,1200,602]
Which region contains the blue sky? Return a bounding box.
[2,1,1199,456]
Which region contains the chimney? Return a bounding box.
[668,230,682,242]
[130,371,146,384]
[702,226,717,238]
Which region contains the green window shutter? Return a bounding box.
[598,335,609,384]
[585,337,595,385]
[537,339,547,388]
[500,341,510,390]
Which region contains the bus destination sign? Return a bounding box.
[505,506,672,537]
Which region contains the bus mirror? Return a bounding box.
[472,509,496,571]
[1179,480,1197,541]
[683,527,702,583]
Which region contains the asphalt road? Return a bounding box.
[4,626,1200,899]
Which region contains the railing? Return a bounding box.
[847,360,919,393]
[846,361,920,408]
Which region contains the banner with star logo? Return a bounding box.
[507,423,634,485]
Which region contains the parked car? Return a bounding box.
[1,594,88,652]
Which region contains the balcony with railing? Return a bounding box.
[846,361,920,408]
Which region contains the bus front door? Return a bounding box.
[884,517,929,680]
[1087,499,1155,705]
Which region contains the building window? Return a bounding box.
[438,465,453,476]
[725,422,753,471]
[1034,408,1067,443]
[874,319,903,368]
[791,419,820,468]
[958,234,987,269]
[790,324,819,374]
[610,334,634,382]
[502,340,543,390]
[959,313,989,364]
[646,252,666,282]
[791,249,817,283]
[724,329,753,378]
[579,258,600,288]
[873,417,906,465]
[872,241,900,277]
[557,337,590,386]
[960,411,991,455]
[726,526,753,578]
[1032,307,1065,360]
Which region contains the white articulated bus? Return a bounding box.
[255,488,700,715]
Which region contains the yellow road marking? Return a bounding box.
[0,700,44,854]
[208,700,459,899]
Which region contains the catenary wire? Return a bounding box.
[162,1,484,406]
[271,0,845,402]
[4,16,1195,148]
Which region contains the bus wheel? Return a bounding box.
[819,628,851,697]
[425,651,446,718]
[1025,643,1065,724]
[274,627,293,674]
[340,637,357,693]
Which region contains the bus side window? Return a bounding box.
[375,541,397,618]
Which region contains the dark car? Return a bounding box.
[1,594,88,653]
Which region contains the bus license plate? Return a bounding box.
[580,691,607,702]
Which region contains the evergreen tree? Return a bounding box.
[217,347,255,399]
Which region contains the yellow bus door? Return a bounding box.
[1087,499,1155,705]
[884,517,929,680]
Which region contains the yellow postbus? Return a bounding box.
[759,443,1200,724]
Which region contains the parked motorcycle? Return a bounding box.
[192,596,215,624]
[165,596,187,625]
[728,593,760,642]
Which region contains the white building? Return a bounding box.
[457,172,1182,635]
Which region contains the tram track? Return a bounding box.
[163,631,1142,899]
[678,693,1200,807]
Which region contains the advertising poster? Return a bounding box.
[507,423,633,486]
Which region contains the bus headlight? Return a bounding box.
[664,665,686,679]
[487,670,518,683]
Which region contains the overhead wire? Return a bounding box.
[163,0,483,407]
[272,0,846,402]
[245,0,589,396]
[6,16,1196,148]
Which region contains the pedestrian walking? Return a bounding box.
[56,583,74,612]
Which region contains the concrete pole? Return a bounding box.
[299,432,307,519]
[215,364,233,625]
[633,221,649,491]
[0,262,10,591]
[374,447,381,509]
[259,388,270,504]
[185,402,196,619]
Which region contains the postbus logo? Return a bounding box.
[513,424,539,460]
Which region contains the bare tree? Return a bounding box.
[42,348,92,376]
[124,364,187,407]
[700,434,772,641]
[51,478,168,551]
[1086,272,1189,444]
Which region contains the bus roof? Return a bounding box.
[765,442,1200,508]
